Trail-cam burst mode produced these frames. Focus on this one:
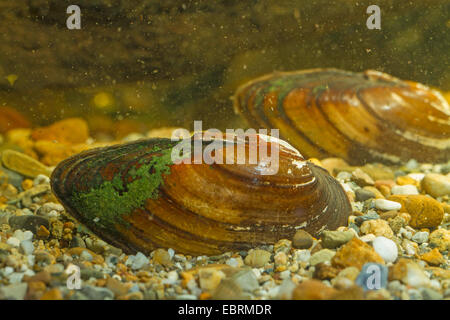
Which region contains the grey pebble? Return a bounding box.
[0,283,28,300]
[80,285,114,300]
[420,287,443,300]
[321,230,354,249]
[355,188,375,202]
[8,215,49,233]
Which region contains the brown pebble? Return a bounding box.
[420,248,445,266]
[388,195,444,228]
[106,277,130,297]
[292,230,314,249]
[292,280,337,300]
[40,288,63,300]
[330,285,365,300]
[152,248,172,266]
[379,210,398,220]
[313,263,339,280]
[36,225,50,239]
[332,238,384,270]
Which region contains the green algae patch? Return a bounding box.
[70,146,174,230]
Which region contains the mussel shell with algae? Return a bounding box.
[51,133,351,255]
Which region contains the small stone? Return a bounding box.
[106,277,131,297]
[389,259,430,288]
[128,252,149,270]
[230,269,259,292]
[411,231,429,244]
[355,263,388,291]
[244,249,271,268]
[313,263,339,280]
[20,239,34,255]
[391,185,419,195]
[273,239,292,253]
[198,269,226,291]
[66,247,104,264]
[40,288,63,300]
[429,228,450,252]
[36,225,50,239]
[351,168,375,186]
[153,248,172,266]
[8,215,50,234]
[420,248,445,266]
[421,173,450,197]
[321,230,354,249]
[388,215,406,234]
[292,230,314,249]
[292,280,337,300]
[80,285,114,300]
[374,199,402,211]
[274,251,288,265]
[332,238,384,270]
[355,188,375,202]
[211,279,244,300]
[310,249,335,266]
[372,236,398,263]
[1,149,52,178]
[363,186,385,199]
[6,236,20,247]
[355,212,380,226]
[360,219,394,238]
[0,283,28,300]
[420,287,443,300]
[117,292,144,300]
[388,195,444,228]
[293,250,311,263]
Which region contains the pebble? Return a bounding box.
[411,231,429,244]
[153,248,172,266]
[332,238,384,270]
[390,259,430,288]
[391,185,419,195]
[372,236,398,263]
[127,252,149,270]
[1,149,52,178]
[8,215,50,233]
[292,230,314,249]
[420,248,445,266]
[80,285,114,300]
[198,269,226,291]
[428,228,450,252]
[420,287,443,300]
[351,168,375,186]
[355,188,375,201]
[355,263,388,291]
[374,199,402,211]
[309,249,336,266]
[388,195,444,228]
[6,236,20,247]
[244,249,271,268]
[292,280,337,300]
[293,250,311,263]
[360,219,394,238]
[231,269,259,292]
[421,173,450,197]
[0,283,28,300]
[321,230,354,249]
[20,239,34,255]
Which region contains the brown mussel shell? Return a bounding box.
[51,133,351,255]
[234,69,450,164]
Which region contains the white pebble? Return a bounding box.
[33,174,50,186]
[391,185,419,195]
[225,258,240,268]
[294,250,310,263]
[374,199,402,211]
[359,234,376,243]
[411,231,429,244]
[6,237,20,247]
[20,240,34,255]
[372,236,398,263]
[408,173,425,182]
[279,270,291,280]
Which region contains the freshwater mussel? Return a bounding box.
[51,133,351,255]
[234,69,450,164]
